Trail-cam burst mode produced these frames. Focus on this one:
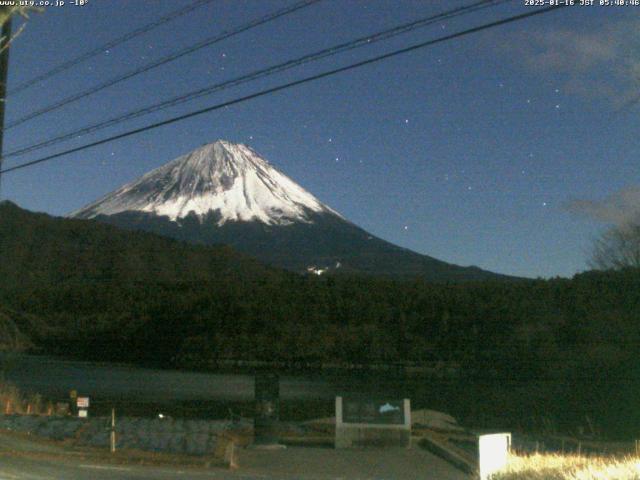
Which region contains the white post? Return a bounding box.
[479,433,511,480]
[110,408,116,453]
[335,396,343,425]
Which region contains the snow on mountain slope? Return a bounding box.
[72,140,341,225]
[69,140,512,281]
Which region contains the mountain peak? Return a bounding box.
[71,140,340,226]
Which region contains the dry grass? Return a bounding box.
[491,452,640,480]
[0,382,54,415]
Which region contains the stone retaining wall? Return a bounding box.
[0,415,239,455]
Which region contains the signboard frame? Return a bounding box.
[335,396,411,448]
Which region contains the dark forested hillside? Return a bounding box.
[91,209,511,281]
[0,201,280,286]
[2,201,639,368]
[2,201,640,437]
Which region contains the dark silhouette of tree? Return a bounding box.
[590,222,640,270]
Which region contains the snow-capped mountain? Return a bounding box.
[72,140,340,225]
[72,140,509,281]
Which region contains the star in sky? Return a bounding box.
[8,0,629,279]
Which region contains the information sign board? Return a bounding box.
[335,396,411,448]
[342,398,405,425]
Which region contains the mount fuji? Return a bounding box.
[72,140,506,281]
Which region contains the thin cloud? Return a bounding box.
[566,186,640,226]
[503,19,640,107]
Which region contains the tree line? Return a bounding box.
[2,201,640,437]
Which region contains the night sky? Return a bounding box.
[2,1,638,278]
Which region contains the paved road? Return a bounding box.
[0,455,246,480]
[0,449,470,480]
[237,446,471,480]
[0,431,470,480]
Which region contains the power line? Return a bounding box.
[2,0,323,130]
[4,0,508,160]
[7,0,218,97]
[0,5,566,176]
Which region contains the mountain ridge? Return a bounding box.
[71,140,514,281]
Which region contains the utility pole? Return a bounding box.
[0,6,12,197]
